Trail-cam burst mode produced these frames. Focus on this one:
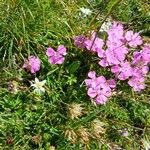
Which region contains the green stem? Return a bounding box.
[90,0,123,51]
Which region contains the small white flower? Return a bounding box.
[31,78,46,95]
[119,128,129,137]
[143,139,150,150]
[99,21,112,32]
[80,7,92,17]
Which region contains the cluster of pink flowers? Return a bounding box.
[85,71,116,104]
[23,45,67,73]
[74,22,150,103]
[128,45,150,91]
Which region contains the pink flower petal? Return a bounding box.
[46,47,55,57]
[111,65,120,73]
[98,59,109,67]
[57,45,67,55]
[88,71,96,78]
[107,79,116,88]
[87,88,97,98]
[96,95,108,104]
[85,79,92,87]
[55,56,65,64]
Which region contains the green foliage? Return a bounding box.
[0,0,150,149]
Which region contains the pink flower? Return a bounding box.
[132,51,145,66]
[46,45,67,64]
[96,94,108,104]
[85,71,106,88]
[107,22,125,48]
[87,86,100,98]
[128,77,145,91]
[106,47,127,65]
[125,31,143,47]
[141,45,150,63]
[98,57,109,67]
[84,31,104,52]
[85,71,116,105]
[73,22,148,93]
[132,48,149,78]
[106,79,116,89]
[132,66,149,78]
[74,35,86,48]
[99,46,128,67]
[111,61,132,80]
[23,56,41,73]
[108,22,124,40]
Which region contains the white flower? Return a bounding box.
[80,7,92,17]
[99,21,112,32]
[143,139,150,150]
[31,78,46,95]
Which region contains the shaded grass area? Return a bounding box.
[0,0,150,149]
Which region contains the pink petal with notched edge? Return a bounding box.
[117,72,128,80]
[46,47,55,57]
[125,31,143,47]
[57,45,67,55]
[107,79,116,88]
[98,59,109,67]
[96,76,106,84]
[96,94,108,104]
[48,57,55,64]
[55,56,65,64]
[97,49,105,58]
[49,55,65,64]
[111,65,120,73]
[142,66,149,74]
[125,31,133,41]
[87,88,97,98]
[84,79,92,87]
[88,71,96,78]
[142,45,150,62]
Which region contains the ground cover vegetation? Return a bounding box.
[0,0,150,149]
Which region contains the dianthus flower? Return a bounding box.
[132,51,146,67]
[23,56,41,73]
[46,45,67,64]
[141,45,150,63]
[125,31,143,47]
[84,31,104,52]
[74,21,149,94]
[85,71,106,89]
[128,76,146,91]
[111,61,132,80]
[107,22,125,48]
[98,46,128,67]
[31,78,46,95]
[131,47,149,78]
[131,66,149,78]
[74,35,86,48]
[85,71,116,104]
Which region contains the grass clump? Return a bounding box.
[0,0,150,149]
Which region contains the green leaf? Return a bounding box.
[68,61,81,74]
